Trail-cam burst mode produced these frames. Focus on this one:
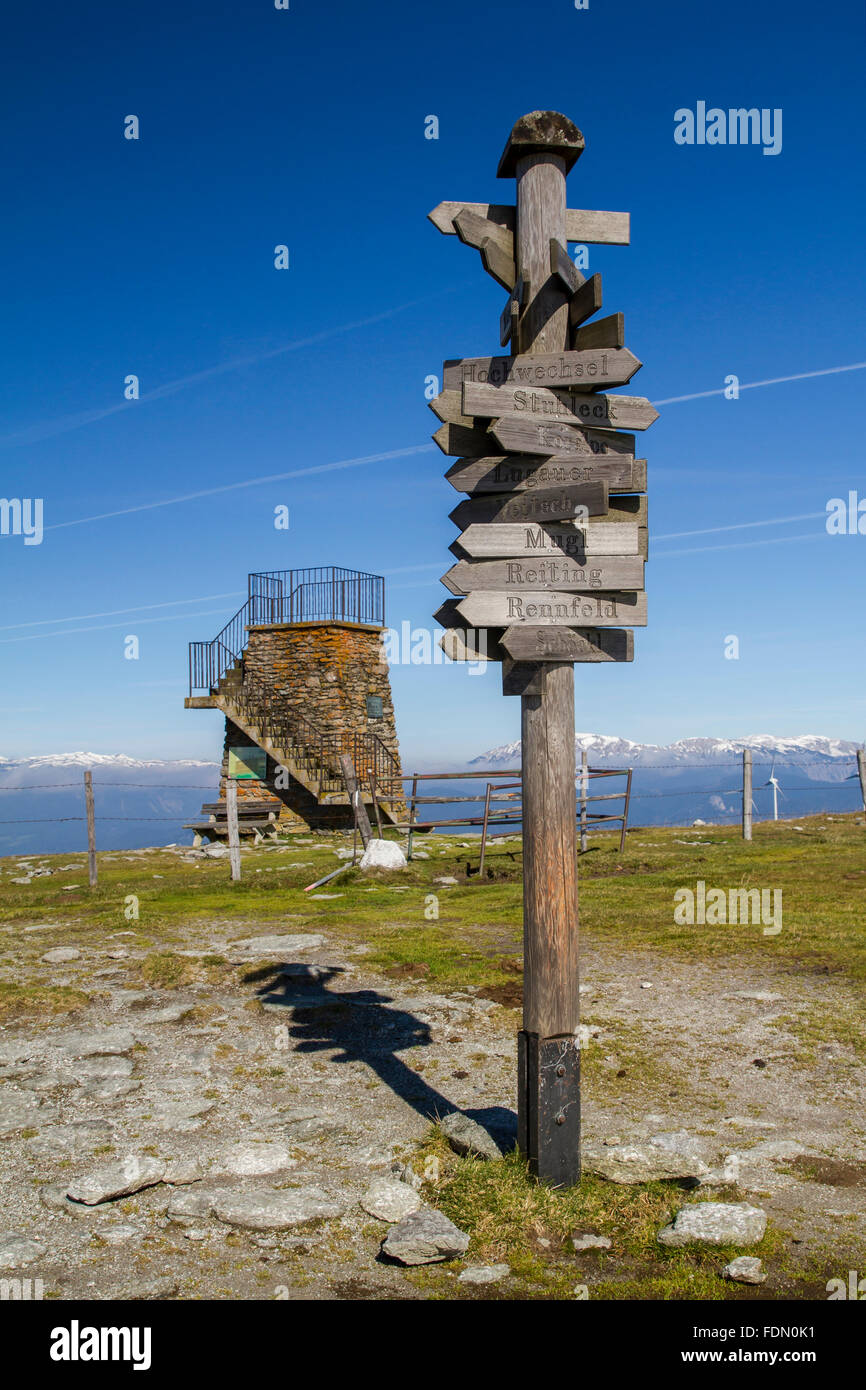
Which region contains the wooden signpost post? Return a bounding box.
[430,111,656,1186]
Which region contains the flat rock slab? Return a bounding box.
[572,1232,612,1251]
[67,1156,166,1206]
[40,947,82,964]
[212,1143,296,1178]
[75,1056,134,1080]
[228,934,325,960]
[0,1231,48,1268]
[439,1112,504,1160]
[0,1091,40,1136]
[658,1202,767,1248]
[585,1142,708,1184]
[212,1187,345,1231]
[59,1028,136,1058]
[360,1178,421,1222]
[381,1208,470,1266]
[458,1263,509,1285]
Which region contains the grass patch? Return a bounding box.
[0,980,91,1021]
[138,951,199,990]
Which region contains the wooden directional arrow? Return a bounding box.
[432,422,492,456]
[445,455,646,495]
[441,555,645,594]
[573,312,625,351]
[429,390,480,428]
[456,521,644,558]
[501,626,634,663]
[456,590,647,628]
[491,417,635,459]
[550,238,583,295]
[466,383,659,431]
[428,201,630,245]
[453,208,516,290]
[445,346,641,393]
[568,273,602,329]
[449,482,608,529]
[433,598,503,663]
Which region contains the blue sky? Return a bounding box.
[1,0,863,768]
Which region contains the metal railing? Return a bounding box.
[248,568,385,627]
[233,682,402,802]
[188,567,385,695]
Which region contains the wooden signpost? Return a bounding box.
[445,455,647,495]
[430,111,656,1186]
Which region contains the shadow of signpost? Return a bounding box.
[248,962,516,1151]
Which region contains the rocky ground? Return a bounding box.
[1,834,864,1300]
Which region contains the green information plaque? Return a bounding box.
[228,746,267,781]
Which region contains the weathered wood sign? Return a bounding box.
[573,311,625,350]
[441,555,645,594]
[432,421,492,456]
[445,455,647,494]
[456,589,648,627]
[490,416,635,458]
[429,110,656,1188]
[455,521,644,558]
[443,346,641,391]
[501,625,634,663]
[428,201,630,245]
[449,481,608,528]
[465,382,659,430]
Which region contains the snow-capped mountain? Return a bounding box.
[472,733,862,770]
[0,755,219,856]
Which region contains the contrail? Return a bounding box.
[655,361,866,405]
[654,531,827,558]
[0,591,245,632]
[0,607,239,645]
[0,288,464,448]
[655,511,825,540]
[44,445,435,532]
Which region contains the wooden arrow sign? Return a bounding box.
[573,312,625,351]
[457,590,647,628]
[550,237,583,295]
[456,522,644,558]
[445,455,646,495]
[491,417,635,459]
[453,208,516,290]
[501,626,634,663]
[466,383,659,431]
[432,422,492,456]
[428,201,630,245]
[433,598,503,663]
[445,347,641,393]
[429,390,479,428]
[441,555,645,594]
[449,482,608,529]
[568,273,603,329]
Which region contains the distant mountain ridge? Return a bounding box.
[471,733,862,770]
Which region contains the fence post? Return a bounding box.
[226,781,241,881]
[742,750,753,841]
[858,749,866,814]
[84,770,97,888]
[579,751,588,854]
[620,768,633,852]
[479,783,493,876]
[407,774,418,861]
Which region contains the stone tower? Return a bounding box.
[184,568,403,839]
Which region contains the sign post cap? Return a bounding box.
[497,111,585,178]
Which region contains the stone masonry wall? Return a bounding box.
[215,622,402,834]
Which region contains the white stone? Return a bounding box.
[0,1231,47,1268]
[360,1178,421,1222]
[572,1232,612,1251]
[458,1263,509,1284]
[359,839,407,871]
[40,947,81,964]
[67,1156,166,1206]
[381,1208,469,1265]
[212,1187,344,1231]
[724,1255,767,1284]
[658,1202,767,1248]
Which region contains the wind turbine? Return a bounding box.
[762,761,784,821]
